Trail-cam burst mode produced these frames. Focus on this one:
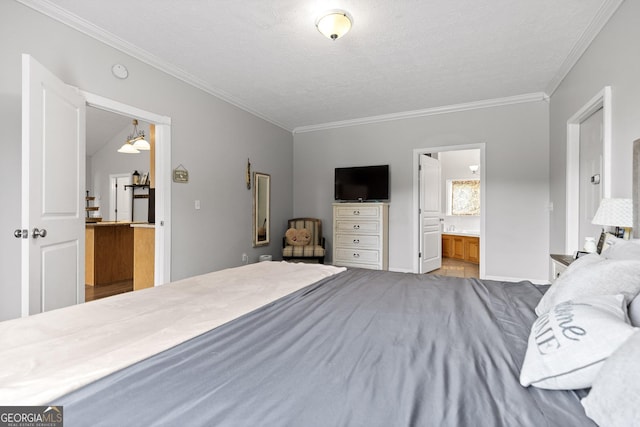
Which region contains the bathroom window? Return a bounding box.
[447,179,480,216]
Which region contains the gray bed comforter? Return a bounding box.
[55,268,595,427]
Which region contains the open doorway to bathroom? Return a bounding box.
[413,144,485,278]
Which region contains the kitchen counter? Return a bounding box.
[442,230,480,237]
[86,221,146,227]
[130,223,155,229]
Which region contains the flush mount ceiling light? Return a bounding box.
[117,119,149,153]
[469,165,479,174]
[315,10,353,40]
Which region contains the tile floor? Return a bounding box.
[428,257,479,278]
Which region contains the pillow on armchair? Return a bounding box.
[285,228,311,246]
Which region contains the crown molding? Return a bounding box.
[293,92,549,134]
[545,0,625,96]
[16,0,291,132]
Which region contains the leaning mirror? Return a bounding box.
[634,139,639,238]
[253,172,270,247]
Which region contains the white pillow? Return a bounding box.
[520,294,637,390]
[601,238,640,260]
[536,256,640,315]
[581,331,640,426]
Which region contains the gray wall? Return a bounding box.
[293,101,550,281]
[0,1,293,321]
[549,0,640,254]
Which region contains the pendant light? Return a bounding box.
[117,119,149,153]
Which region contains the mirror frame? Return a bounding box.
[253,172,270,247]
[634,139,639,238]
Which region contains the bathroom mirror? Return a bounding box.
[253,172,270,247]
[633,139,639,238]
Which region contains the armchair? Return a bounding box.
[282,218,326,264]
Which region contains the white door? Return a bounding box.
[21,54,85,316]
[420,154,442,273]
[109,174,132,222]
[579,108,604,249]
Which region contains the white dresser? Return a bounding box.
[332,202,389,270]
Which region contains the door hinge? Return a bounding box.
[419,252,422,258]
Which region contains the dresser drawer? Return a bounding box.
[335,248,380,264]
[335,220,380,234]
[335,234,380,248]
[334,205,380,219]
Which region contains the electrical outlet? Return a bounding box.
[242,253,248,263]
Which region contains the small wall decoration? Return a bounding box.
[173,164,189,183]
[246,158,251,190]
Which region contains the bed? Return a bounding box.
[1,258,638,426]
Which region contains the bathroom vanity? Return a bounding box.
[441,232,480,264]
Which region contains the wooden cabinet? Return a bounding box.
[453,236,465,259]
[133,225,155,290]
[465,238,480,264]
[333,203,389,270]
[85,223,134,286]
[442,234,453,258]
[441,234,479,264]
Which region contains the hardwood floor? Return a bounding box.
[428,257,479,278]
[85,280,133,302]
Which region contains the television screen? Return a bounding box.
[334,165,389,201]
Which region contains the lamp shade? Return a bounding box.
[118,119,147,153]
[132,137,150,150]
[591,198,633,227]
[316,10,352,40]
[117,142,140,154]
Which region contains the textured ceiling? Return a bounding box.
[25,0,618,131]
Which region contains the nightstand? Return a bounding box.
[550,254,576,281]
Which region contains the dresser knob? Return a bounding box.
[353,210,360,215]
[353,239,359,244]
[353,224,360,230]
[353,253,360,258]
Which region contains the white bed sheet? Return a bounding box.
[0,261,345,405]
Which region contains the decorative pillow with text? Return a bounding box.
[520,294,637,390]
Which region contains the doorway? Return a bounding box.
[565,87,612,254]
[83,92,172,289]
[108,173,133,222]
[412,143,486,277]
[21,55,171,316]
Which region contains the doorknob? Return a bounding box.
[32,228,47,238]
[14,229,28,239]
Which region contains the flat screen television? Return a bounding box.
[334,165,389,201]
